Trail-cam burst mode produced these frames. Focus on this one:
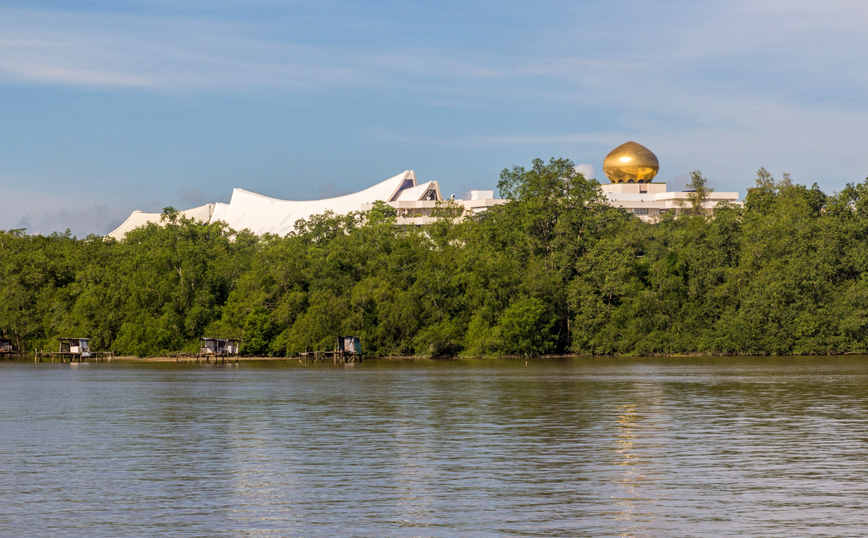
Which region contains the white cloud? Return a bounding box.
[3,2,867,112]
[2,1,868,200]
[0,9,363,91]
[574,164,596,180]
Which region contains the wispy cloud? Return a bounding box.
[4,1,867,109]
[362,128,627,148]
[3,0,868,231]
[0,9,363,91]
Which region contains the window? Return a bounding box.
[632,208,649,215]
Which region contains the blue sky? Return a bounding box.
[2,0,867,235]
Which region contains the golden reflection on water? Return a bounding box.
[614,404,641,518]
[610,396,662,537]
[6,358,868,536]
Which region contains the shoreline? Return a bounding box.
[49,352,868,362]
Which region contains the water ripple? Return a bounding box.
[1,357,867,537]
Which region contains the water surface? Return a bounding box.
[1,357,867,537]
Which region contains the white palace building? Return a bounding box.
[107,170,504,240]
[107,142,741,239]
[598,141,740,221]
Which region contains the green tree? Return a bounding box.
[685,170,714,216]
[497,297,556,356]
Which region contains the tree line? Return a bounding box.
[3,158,868,357]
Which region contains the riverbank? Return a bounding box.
[7,352,867,363]
[110,355,430,362]
[46,352,868,362]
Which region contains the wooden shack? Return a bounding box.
[33,337,111,362]
[337,336,361,354]
[59,338,90,357]
[299,336,363,363]
[200,338,241,357]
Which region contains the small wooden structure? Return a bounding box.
[338,335,361,355]
[300,336,364,363]
[199,338,241,362]
[60,338,89,356]
[0,338,13,357]
[34,338,113,362]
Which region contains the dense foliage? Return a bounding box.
[4,159,868,357]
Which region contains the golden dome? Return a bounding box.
[603,141,659,184]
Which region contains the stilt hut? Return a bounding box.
[200,338,241,357]
[336,336,362,362]
[337,336,361,355]
[300,336,363,363]
[34,337,110,362]
[59,338,90,357]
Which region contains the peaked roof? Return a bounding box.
[107,170,432,239]
[394,180,441,202]
[214,170,417,236]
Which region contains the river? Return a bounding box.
[1,357,867,537]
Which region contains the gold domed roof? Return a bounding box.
[603,141,659,184]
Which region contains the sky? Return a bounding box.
[2,0,867,236]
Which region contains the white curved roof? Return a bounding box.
[214,170,417,236]
[211,202,230,224]
[107,170,434,239]
[106,203,214,240]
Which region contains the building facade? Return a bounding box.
[107,143,740,238]
[108,171,505,239]
[600,182,741,221]
[599,141,740,220]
